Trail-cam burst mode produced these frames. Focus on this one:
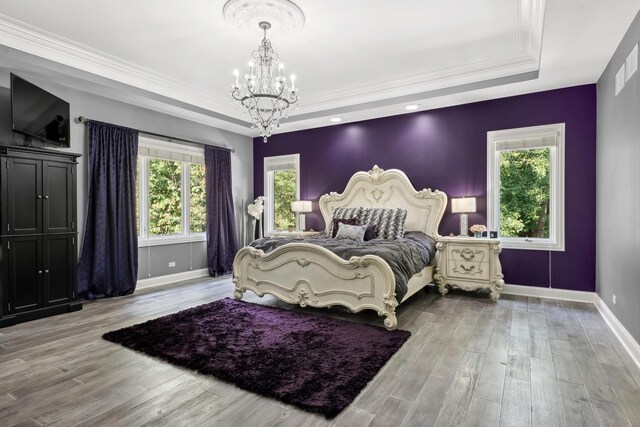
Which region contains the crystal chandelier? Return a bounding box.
[232,21,299,143]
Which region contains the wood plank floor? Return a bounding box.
[1,277,640,426]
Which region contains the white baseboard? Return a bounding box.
[594,295,640,370]
[501,283,640,370]
[136,268,210,290]
[502,283,597,303]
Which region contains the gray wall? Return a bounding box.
[0,71,253,282]
[137,241,208,280]
[596,11,640,342]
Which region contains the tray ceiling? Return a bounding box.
[0,0,638,137]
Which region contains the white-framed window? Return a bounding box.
[487,123,565,251]
[263,154,300,233]
[137,136,207,247]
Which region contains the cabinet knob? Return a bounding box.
[45,270,49,274]
[38,270,42,274]
[37,195,42,199]
[44,195,49,199]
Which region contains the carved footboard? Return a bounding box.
[232,243,400,329]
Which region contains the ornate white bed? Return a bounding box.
[232,166,447,329]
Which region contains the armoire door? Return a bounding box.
[43,234,75,306]
[5,158,43,235]
[6,236,43,314]
[43,161,74,234]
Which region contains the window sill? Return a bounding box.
[138,235,206,247]
[500,238,564,251]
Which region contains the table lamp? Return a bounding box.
[291,200,312,231]
[451,197,476,236]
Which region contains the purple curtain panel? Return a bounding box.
[77,121,139,299]
[205,146,238,276]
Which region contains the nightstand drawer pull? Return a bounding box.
[449,247,486,264]
[460,250,476,261]
[460,264,475,272]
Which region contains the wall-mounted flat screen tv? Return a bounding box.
[11,73,70,147]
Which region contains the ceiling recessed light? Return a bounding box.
[330,117,343,123]
[405,104,420,111]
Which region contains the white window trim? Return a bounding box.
[137,137,206,247]
[263,154,300,234]
[487,123,565,251]
[139,135,205,157]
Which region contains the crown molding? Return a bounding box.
[292,0,545,114]
[0,14,232,113]
[294,53,539,114]
[0,0,545,126]
[519,0,546,61]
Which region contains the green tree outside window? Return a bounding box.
[148,159,182,235]
[190,164,206,233]
[273,169,297,231]
[499,148,550,238]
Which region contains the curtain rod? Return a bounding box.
[76,116,236,153]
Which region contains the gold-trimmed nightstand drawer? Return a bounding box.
[447,244,489,264]
[447,260,490,281]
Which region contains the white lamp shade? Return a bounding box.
[451,197,476,213]
[291,200,312,213]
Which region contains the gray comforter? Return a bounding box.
[249,231,437,301]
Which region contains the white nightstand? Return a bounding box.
[264,231,320,239]
[434,236,504,301]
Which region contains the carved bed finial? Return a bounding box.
[368,165,385,183]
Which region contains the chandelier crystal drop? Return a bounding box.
[231,21,299,143]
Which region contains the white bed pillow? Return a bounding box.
[334,223,367,242]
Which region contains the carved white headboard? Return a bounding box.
[319,165,447,238]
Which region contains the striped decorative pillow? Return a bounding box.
[358,208,407,240]
[327,207,362,237]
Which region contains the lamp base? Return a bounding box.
[299,213,306,231]
[459,213,469,236]
[295,213,306,232]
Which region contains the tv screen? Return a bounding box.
[11,73,70,147]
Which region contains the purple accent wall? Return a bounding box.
[253,85,597,291]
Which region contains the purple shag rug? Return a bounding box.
[103,298,410,418]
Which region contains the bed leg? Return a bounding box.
[438,283,449,296]
[383,313,397,330]
[232,276,244,300]
[434,270,448,296]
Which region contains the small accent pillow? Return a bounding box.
[335,223,367,242]
[330,217,358,238]
[359,208,407,240]
[327,207,361,237]
[362,223,377,241]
